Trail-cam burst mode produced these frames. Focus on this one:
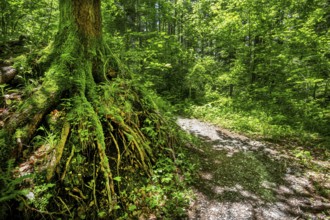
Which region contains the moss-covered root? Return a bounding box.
[68,95,114,211]
[47,121,71,181]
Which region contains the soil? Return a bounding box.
[177,118,330,220]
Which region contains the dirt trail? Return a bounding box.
[177,118,330,220]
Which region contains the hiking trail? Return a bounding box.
[177,118,330,220]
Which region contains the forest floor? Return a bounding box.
[177,118,330,220]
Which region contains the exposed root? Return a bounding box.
[60,145,75,181]
[47,121,70,180]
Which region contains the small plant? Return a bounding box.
[30,126,59,157]
[26,183,55,212]
[0,84,6,97]
[0,84,10,107]
[294,149,313,165]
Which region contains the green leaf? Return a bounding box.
[113,176,121,182]
[5,99,12,105]
[128,204,137,211]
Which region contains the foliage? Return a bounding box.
[0,0,58,44]
[0,160,29,218]
[117,153,195,219]
[184,95,329,151]
[103,0,329,159]
[26,183,55,212]
[293,149,313,165]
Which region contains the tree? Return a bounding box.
[1,0,178,218]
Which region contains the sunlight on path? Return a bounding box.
[177,118,330,220]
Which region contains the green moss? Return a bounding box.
[36,41,55,66]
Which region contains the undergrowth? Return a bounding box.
[117,152,195,219]
[0,160,30,219]
[181,96,329,154]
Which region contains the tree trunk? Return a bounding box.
[1,0,105,159]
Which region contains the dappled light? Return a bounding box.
[178,118,330,219]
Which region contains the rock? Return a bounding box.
[0,66,17,84]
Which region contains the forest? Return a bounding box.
[0,0,329,219]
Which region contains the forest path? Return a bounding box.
[177,118,330,220]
